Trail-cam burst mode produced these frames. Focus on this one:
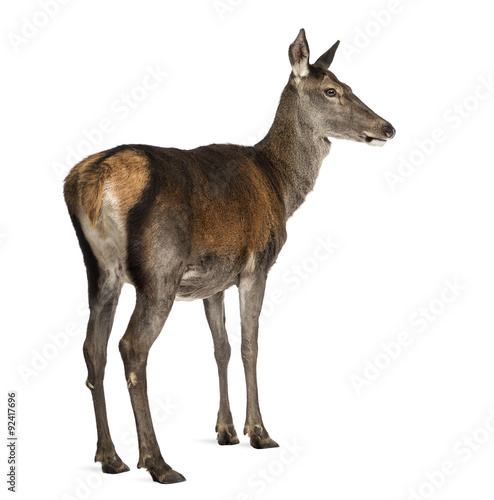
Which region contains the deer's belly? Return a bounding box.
[175,261,240,301]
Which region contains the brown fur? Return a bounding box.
[64,149,150,227]
[146,150,285,263]
[189,159,284,258]
[63,151,107,217]
[105,150,150,217]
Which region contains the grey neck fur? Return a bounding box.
[255,81,331,218]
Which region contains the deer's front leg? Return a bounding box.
[239,272,279,449]
[203,291,239,445]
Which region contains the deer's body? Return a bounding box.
[65,143,288,302]
[64,30,395,483]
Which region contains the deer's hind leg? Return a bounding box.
[73,215,129,474]
[203,291,239,445]
[118,247,186,484]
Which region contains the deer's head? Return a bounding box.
[288,29,395,146]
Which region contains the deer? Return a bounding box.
[63,28,395,484]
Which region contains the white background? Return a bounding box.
[2,0,494,499]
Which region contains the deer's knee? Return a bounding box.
[118,336,133,364]
[118,339,142,389]
[88,274,122,310]
[118,336,149,368]
[241,338,258,365]
[83,339,107,389]
[214,338,231,366]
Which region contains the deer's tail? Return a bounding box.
[63,151,111,228]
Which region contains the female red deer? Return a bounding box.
[64,29,395,484]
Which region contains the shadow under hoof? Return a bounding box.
[149,468,186,484]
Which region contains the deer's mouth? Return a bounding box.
[363,135,387,147]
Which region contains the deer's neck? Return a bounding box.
[255,83,331,218]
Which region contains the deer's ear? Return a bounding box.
[314,40,340,69]
[289,29,310,79]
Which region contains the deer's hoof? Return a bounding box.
[216,423,240,445]
[98,455,130,474]
[142,456,186,484]
[250,436,279,449]
[244,424,279,449]
[149,467,186,484]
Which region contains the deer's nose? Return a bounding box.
[383,125,396,139]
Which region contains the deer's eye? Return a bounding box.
[325,88,337,97]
